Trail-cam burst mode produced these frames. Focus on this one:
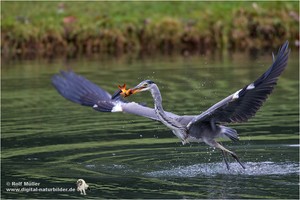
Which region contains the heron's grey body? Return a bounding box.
[138,82,232,145]
[52,41,289,169]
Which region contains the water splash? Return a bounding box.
[286,144,300,147]
[144,162,299,177]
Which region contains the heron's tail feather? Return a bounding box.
[220,126,239,141]
[52,71,115,112]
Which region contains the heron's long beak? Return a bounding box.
[130,86,145,94]
[118,84,143,97]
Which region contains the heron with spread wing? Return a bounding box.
[52,41,289,170]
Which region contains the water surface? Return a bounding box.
[1,51,299,199]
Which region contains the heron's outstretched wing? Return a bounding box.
[52,71,179,121]
[187,41,289,127]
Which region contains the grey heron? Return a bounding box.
[52,41,289,170]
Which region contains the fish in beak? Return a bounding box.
[118,81,152,97]
[118,84,142,97]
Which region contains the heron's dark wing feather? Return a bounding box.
[188,41,289,126]
[52,71,178,120]
[52,71,114,111]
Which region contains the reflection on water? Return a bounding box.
[1,51,299,199]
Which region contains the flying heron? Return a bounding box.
[52,41,289,169]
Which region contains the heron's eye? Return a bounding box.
[143,83,148,87]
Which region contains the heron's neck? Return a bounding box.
[150,84,167,117]
[149,84,187,142]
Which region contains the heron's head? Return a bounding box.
[119,80,155,97]
[131,80,155,93]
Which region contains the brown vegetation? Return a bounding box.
[1,9,299,58]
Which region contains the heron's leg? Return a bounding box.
[220,142,230,170]
[205,140,246,169]
[230,152,246,169]
[221,150,230,170]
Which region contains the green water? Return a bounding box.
[1,51,299,199]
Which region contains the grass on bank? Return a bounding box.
[1,1,299,56]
